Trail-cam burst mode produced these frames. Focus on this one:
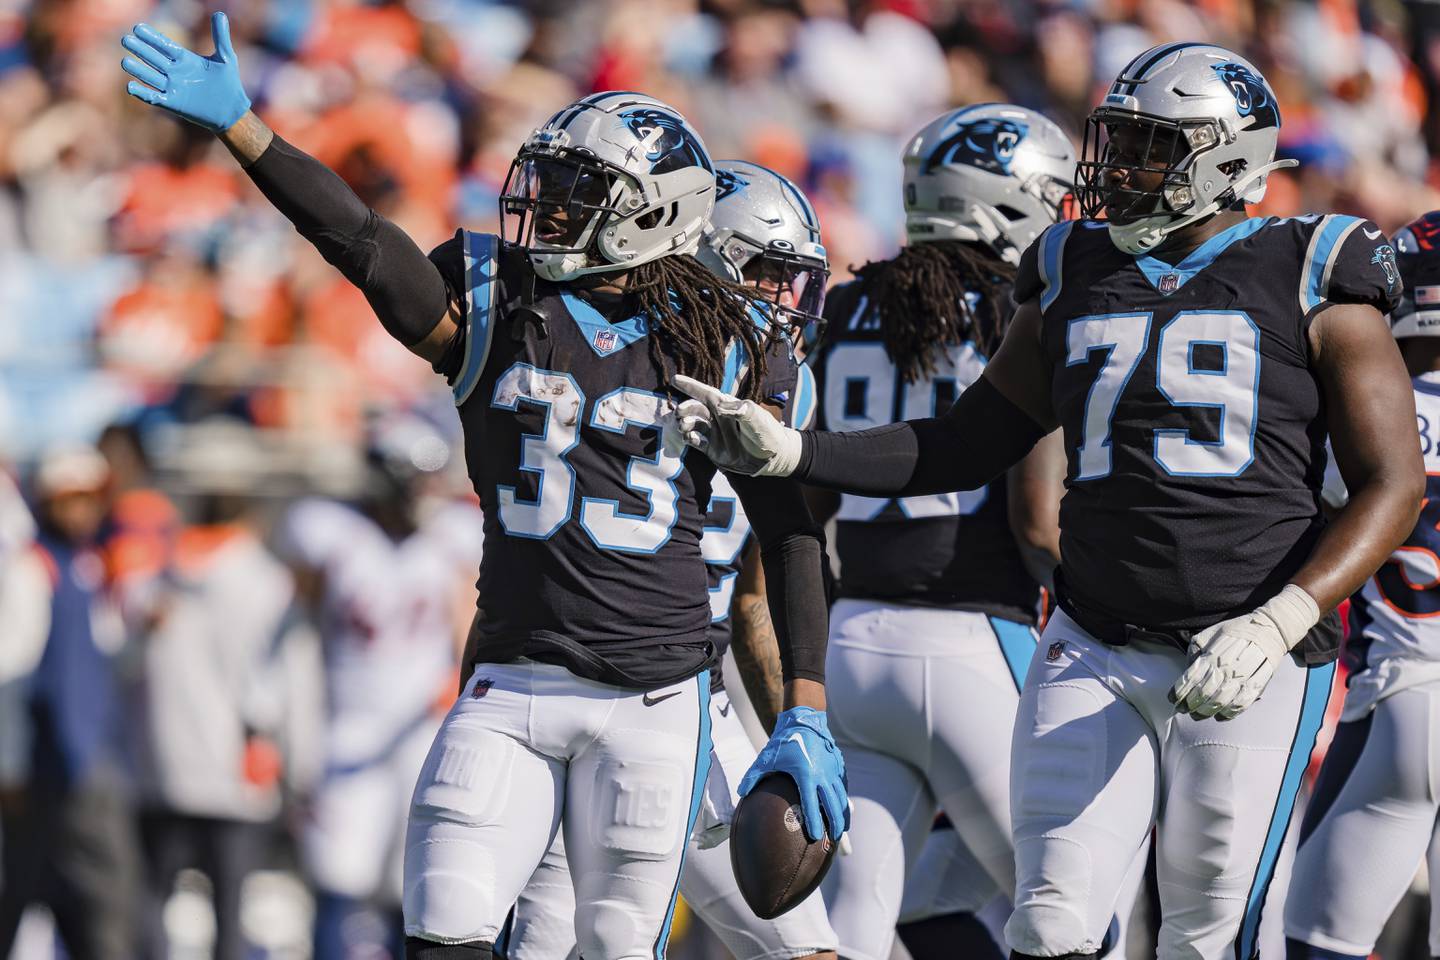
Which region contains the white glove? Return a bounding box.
[672,375,802,478]
[1169,584,1320,720]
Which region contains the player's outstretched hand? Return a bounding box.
[121,12,251,133]
[738,706,849,842]
[673,375,802,477]
[1169,584,1320,720]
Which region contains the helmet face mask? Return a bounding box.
[1392,212,1440,339]
[740,244,829,347]
[1076,113,1215,224]
[501,151,629,253]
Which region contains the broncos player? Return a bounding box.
[1283,211,1440,960]
[498,160,836,960]
[120,17,848,960]
[675,43,1423,960]
[801,103,1097,960]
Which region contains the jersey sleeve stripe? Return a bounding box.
[720,340,744,395]
[453,232,500,406]
[1038,221,1075,314]
[791,362,818,429]
[1298,215,1361,314]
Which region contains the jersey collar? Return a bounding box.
[561,291,649,357]
[1132,216,1270,295]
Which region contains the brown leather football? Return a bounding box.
[729,774,838,919]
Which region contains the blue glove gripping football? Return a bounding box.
[738,706,849,843]
[121,12,252,133]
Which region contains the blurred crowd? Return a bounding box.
[5,0,1440,957]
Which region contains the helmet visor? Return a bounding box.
[501,152,627,252]
[742,250,829,343]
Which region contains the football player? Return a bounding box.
[277,417,480,960]
[1283,211,1440,960]
[675,43,1423,960]
[498,160,837,960]
[802,103,1076,960]
[120,16,848,960]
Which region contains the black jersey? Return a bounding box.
[1015,214,1401,639]
[431,231,798,689]
[812,278,1042,624]
[700,365,817,692]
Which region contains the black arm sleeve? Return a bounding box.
[244,135,449,347]
[795,376,1047,497]
[728,473,829,685]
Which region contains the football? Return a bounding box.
[729,774,838,919]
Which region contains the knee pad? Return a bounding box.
[405,937,493,960]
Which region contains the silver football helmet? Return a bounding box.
[1077,43,1297,255]
[697,160,829,336]
[902,104,1076,265]
[501,91,716,281]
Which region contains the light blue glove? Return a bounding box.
[738,706,849,843]
[121,12,251,133]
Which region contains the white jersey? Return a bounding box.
[277,498,482,764]
[1346,371,1440,718]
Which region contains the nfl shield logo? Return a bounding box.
[1046,641,1065,662]
[593,329,619,354]
[1158,274,1179,294]
[470,677,495,699]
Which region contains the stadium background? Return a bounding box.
[1,0,1438,957]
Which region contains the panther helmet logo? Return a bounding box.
[715,168,751,202]
[618,108,712,174]
[1211,62,1280,130]
[925,117,1029,176]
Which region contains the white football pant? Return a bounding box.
[1284,678,1440,957]
[819,601,1035,960]
[501,688,838,960]
[1007,609,1334,960]
[403,662,711,959]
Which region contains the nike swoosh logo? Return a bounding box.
[1364,228,1384,240]
[718,700,732,717]
[786,732,812,765]
[643,690,683,707]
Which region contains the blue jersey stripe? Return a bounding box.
[792,362,818,429]
[453,232,500,406]
[1039,221,1075,313]
[653,673,713,959]
[1300,215,1362,313]
[1234,661,1336,960]
[989,616,1037,692]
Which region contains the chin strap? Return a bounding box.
[1108,158,1300,256]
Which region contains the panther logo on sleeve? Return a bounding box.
[924,117,1029,176]
[1373,243,1401,296]
[1211,62,1280,130]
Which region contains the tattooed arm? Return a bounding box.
[729,540,785,734]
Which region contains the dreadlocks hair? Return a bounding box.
[628,253,774,402]
[851,240,1017,384]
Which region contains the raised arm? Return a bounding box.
[121,14,458,363]
[674,297,1058,497]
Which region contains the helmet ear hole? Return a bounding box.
[636,208,663,229]
[993,204,1027,222]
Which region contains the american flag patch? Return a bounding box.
[593,329,619,354]
[1417,286,1440,305]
